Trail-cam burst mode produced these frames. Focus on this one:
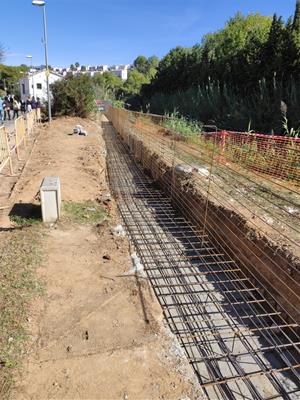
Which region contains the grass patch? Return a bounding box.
[162,112,203,138]
[62,201,107,224]
[0,227,43,399]
[9,215,42,227]
[9,204,42,227]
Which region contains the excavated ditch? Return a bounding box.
[103,120,300,400]
[129,125,300,326]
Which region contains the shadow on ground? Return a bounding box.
[9,203,42,222]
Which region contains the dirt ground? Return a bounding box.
[1,117,202,399]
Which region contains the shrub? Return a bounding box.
[51,75,96,118]
[112,99,125,109]
[162,111,203,138]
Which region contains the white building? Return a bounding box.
[19,70,63,103]
[118,64,131,70]
[111,69,128,80]
[97,65,108,72]
[51,64,131,80]
[53,67,63,74]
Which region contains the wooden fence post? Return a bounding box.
[5,127,13,175]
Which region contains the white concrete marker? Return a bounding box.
[40,177,61,223]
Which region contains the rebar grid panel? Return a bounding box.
[104,126,300,400]
[110,110,300,324]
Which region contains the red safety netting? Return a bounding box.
[202,130,300,186]
[106,107,300,187]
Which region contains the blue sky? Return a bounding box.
[3,0,297,67]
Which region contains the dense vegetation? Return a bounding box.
[85,1,300,135]
[50,56,159,117]
[0,64,28,96]
[111,1,297,135]
[139,2,300,135]
[51,75,96,117]
[92,55,159,109]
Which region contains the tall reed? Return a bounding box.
[147,77,300,135]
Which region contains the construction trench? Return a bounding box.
[102,116,300,400]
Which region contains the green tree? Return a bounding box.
[143,13,272,98]
[93,71,123,99]
[75,62,80,68]
[123,70,150,95]
[133,55,149,74]
[132,5,300,133]
[293,0,300,32]
[133,55,159,78]
[151,46,191,94]
[51,75,96,117]
[260,15,286,79]
[147,56,159,78]
[148,56,159,69]
[0,64,28,94]
[202,13,272,86]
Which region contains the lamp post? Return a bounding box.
[26,55,35,99]
[32,0,52,123]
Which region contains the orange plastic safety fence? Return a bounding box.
[206,130,300,186]
[107,106,300,187]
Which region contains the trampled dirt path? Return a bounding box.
[6,117,201,399]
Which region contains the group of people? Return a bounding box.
[0,95,41,123]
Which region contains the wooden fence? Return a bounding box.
[26,110,37,134]
[0,110,40,175]
[0,125,13,174]
[15,116,27,159]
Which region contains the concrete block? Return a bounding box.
[40,177,61,223]
[73,125,88,136]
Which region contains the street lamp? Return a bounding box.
[32,0,52,123]
[26,55,35,98]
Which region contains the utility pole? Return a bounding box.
[32,0,52,123]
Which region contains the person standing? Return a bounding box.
[26,96,32,112]
[9,94,14,112]
[3,97,11,121]
[0,97,3,124]
[13,97,21,119]
[31,96,37,110]
[36,97,42,122]
[21,100,26,114]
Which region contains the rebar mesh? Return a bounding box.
[104,120,300,400]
